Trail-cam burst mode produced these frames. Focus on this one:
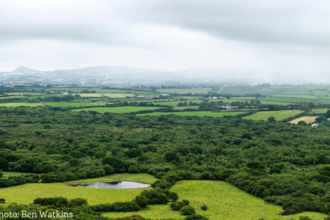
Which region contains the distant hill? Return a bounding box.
[12,66,38,73]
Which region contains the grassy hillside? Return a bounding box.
[156,88,211,94]
[138,111,245,117]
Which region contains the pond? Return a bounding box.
[75,181,151,189]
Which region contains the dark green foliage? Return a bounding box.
[170,201,186,211]
[34,197,68,207]
[91,201,140,212]
[184,214,209,220]
[135,195,149,208]
[168,192,179,202]
[68,198,88,207]
[180,205,196,215]
[182,199,190,205]
[0,198,5,204]
[201,204,208,211]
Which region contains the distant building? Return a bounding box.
[61,92,69,95]
[160,94,170,97]
[213,97,217,99]
[219,96,223,99]
[312,123,320,127]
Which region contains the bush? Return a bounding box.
[184,214,209,220]
[91,201,140,212]
[201,204,208,211]
[168,192,179,202]
[170,202,186,211]
[299,216,312,220]
[180,205,196,215]
[127,215,145,220]
[182,199,190,205]
[33,197,68,207]
[68,198,88,207]
[135,195,148,208]
[0,198,5,204]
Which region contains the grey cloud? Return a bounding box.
[122,0,330,47]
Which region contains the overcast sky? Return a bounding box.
[1,0,330,80]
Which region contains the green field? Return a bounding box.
[72,106,164,113]
[2,171,30,178]
[156,88,211,94]
[76,93,104,97]
[5,92,42,96]
[243,110,303,121]
[104,180,328,220]
[45,87,89,92]
[0,103,43,107]
[173,106,199,110]
[209,99,291,105]
[312,90,329,96]
[230,97,256,100]
[87,88,134,93]
[272,95,318,99]
[138,111,245,117]
[308,109,329,113]
[0,173,157,205]
[45,102,107,107]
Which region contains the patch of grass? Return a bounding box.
[0,173,157,205]
[138,111,245,117]
[312,90,329,96]
[0,103,44,107]
[5,92,41,96]
[272,95,318,99]
[243,110,303,121]
[45,87,89,93]
[305,86,329,90]
[45,102,107,108]
[27,95,67,100]
[87,88,133,93]
[289,116,317,124]
[308,109,329,114]
[102,93,131,98]
[104,180,328,220]
[2,171,30,177]
[173,106,199,110]
[230,97,256,100]
[156,88,211,94]
[76,93,104,97]
[72,106,164,113]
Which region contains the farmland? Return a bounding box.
[243,110,303,121]
[103,93,131,98]
[138,111,245,117]
[87,88,134,93]
[75,93,104,97]
[45,102,107,107]
[289,116,317,124]
[156,88,211,94]
[0,103,43,107]
[71,106,164,113]
[272,95,318,99]
[5,92,42,96]
[45,87,89,92]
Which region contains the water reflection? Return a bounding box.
[77,181,150,189]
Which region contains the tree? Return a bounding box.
[135,195,148,208]
[0,157,8,170]
[315,115,326,123]
[164,152,180,162]
[298,121,306,126]
[34,161,56,173]
[267,116,276,123]
[102,156,123,170]
[180,206,196,215]
[325,110,330,118]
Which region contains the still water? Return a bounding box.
[77,181,150,189]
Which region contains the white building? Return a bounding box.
[312,123,320,127]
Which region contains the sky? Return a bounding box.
[1,0,330,81]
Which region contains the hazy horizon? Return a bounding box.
[1,0,330,83]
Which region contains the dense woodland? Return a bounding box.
[1,106,330,218]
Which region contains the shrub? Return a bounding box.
[91,201,140,212]
[127,215,145,220]
[170,202,186,211]
[201,204,208,211]
[184,214,209,220]
[180,205,196,215]
[0,198,5,204]
[68,198,88,207]
[299,216,312,220]
[135,195,149,208]
[182,199,190,205]
[33,197,68,207]
[168,192,179,202]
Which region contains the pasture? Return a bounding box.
[138,111,245,117]
[0,173,157,205]
[0,103,44,107]
[87,88,134,93]
[103,93,131,98]
[45,87,89,92]
[72,106,163,113]
[312,90,329,96]
[5,92,42,96]
[76,93,104,97]
[309,109,329,113]
[45,102,107,107]
[0,96,26,99]
[243,110,303,121]
[156,88,211,94]
[173,106,199,110]
[104,180,328,220]
[272,95,318,99]
[289,116,317,124]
